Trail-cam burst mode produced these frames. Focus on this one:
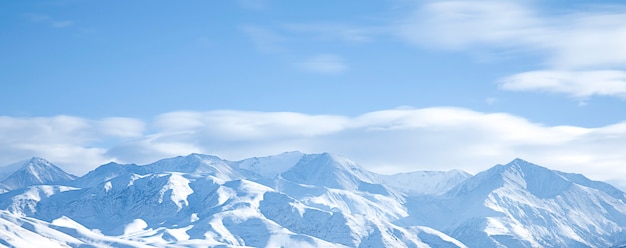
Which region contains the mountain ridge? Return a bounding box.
[0,154,624,247]
[402,158,626,247]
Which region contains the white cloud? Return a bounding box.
[548,12,626,69]
[0,115,91,146]
[0,115,108,175]
[98,117,146,138]
[500,70,626,98]
[397,1,541,50]
[109,108,626,188]
[106,110,349,164]
[0,115,148,175]
[283,23,375,43]
[396,0,626,98]
[104,133,204,165]
[485,97,498,105]
[299,54,348,74]
[240,25,286,53]
[51,20,74,28]
[25,13,74,28]
[155,110,349,139]
[4,108,626,188]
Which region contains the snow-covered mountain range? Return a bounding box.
[0,153,625,247]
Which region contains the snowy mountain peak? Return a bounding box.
[144,153,241,179]
[448,158,574,198]
[3,154,626,247]
[449,169,472,176]
[0,157,76,190]
[496,158,574,198]
[504,158,548,172]
[280,153,388,195]
[379,169,472,195]
[71,162,143,188]
[510,157,530,164]
[403,158,626,247]
[297,152,360,171]
[23,157,66,174]
[234,151,304,178]
[27,156,48,164]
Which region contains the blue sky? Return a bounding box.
[2,0,626,186]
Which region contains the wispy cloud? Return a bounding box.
[299,54,348,74]
[240,25,287,53]
[396,0,626,99]
[236,0,270,10]
[3,108,626,188]
[485,97,498,105]
[98,117,146,138]
[283,23,376,43]
[397,1,539,50]
[500,70,626,98]
[154,110,349,139]
[25,13,74,28]
[0,115,145,175]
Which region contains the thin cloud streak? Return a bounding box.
[24,13,74,28]
[240,25,287,53]
[299,54,348,74]
[500,70,626,98]
[283,23,377,43]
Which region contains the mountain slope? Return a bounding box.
[0,157,76,191]
[378,169,471,195]
[72,153,243,188]
[401,158,626,247]
[70,161,145,188]
[233,151,305,179]
[281,153,391,196]
[0,153,464,247]
[2,154,626,247]
[11,171,459,247]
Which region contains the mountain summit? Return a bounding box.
[403,158,626,247]
[0,157,76,191]
[281,153,382,192]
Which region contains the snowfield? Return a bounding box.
[0,154,625,247]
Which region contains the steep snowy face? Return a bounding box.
[259,191,463,248]
[72,154,241,188]
[404,158,626,247]
[281,153,389,195]
[379,170,471,195]
[0,209,93,248]
[144,153,241,180]
[34,172,202,235]
[9,172,457,247]
[5,153,626,247]
[0,157,76,190]
[0,185,79,216]
[234,151,304,179]
[0,153,470,247]
[272,153,409,222]
[71,162,145,188]
[273,175,409,222]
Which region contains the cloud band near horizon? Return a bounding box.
[2,107,626,188]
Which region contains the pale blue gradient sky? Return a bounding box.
[1,0,626,186]
[2,0,625,125]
